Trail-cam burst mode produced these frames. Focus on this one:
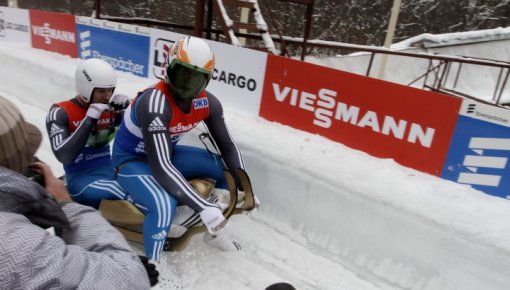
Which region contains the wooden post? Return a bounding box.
[277,0,315,61]
[238,7,250,46]
[377,0,402,80]
[7,0,18,8]
[301,0,314,61]
[94,0,101,19]
[195,0,206,37]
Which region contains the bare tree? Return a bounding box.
[13,0,510,56]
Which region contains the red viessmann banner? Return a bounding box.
[260,55,462,176]
[29,10,77,57]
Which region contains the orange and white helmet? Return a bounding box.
[165,36,215,101]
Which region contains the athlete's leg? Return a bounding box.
[116,161,177,261]
[66,166,128,209]
[171,145,227,189]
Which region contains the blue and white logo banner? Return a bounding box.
[442,100,510,198]
[76,22,150,78]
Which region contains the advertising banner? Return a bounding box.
[76,17,150,78]
[149,28,267,116]
[29,10,77,57]
[441,100,510,198]
[147,28,184,81]
[0,7,30,44]
[260,55,462,175]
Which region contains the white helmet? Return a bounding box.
[75,58,117,103]
[165,36,215,101]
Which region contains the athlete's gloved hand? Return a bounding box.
[86,103,110,119]
[138,255,159,286]
[199,205,227,234]
[110,94,131,111]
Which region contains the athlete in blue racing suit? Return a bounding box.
[112,36,248,261]
[46,58,132,209]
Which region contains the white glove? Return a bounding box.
[199,206,227,234]
[86,103,110,119]
[110,94,131,111]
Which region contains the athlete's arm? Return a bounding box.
[134,89,220,212]
[46,104,97,164]
[204,92,246,181]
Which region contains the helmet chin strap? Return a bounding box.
[89,88,96,104]
[76,95,89,107]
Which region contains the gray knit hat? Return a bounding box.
[0,95,42,174]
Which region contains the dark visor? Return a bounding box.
[168,63,209,101]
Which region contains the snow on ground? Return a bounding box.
[1,40,510,290]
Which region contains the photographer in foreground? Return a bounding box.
[0,95,155,289]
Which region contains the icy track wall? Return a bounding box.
[2,7,510,290]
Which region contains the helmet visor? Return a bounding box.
[168,62,210,101]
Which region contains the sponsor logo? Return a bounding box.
[73,118,111,127]
[473,111,509,124]
[152,38,175,79]
[49,123,64,138]
[79,30,91,58]
[83,69,92,82]
[462,101,510,125]
[31,23,75,45]
[78,29,145,75]
[273,83,436,148]
[193,98,208,109]
[171,39,181,56]
[0,11,29,37]
[92,51,145,75]
[457,137,510,187]
[74,153,83,163]
[6,22,29,33]
[211,68,257,91]
[467,103,476,114]
[152,230,168,240]
[85,151,110,160]
[170,122,199,134]
[148,117,167,132]
[135,141,145,154]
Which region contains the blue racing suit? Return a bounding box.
[46,98,128,208]
[112,81,245,261]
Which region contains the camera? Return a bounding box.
[25,157,45,187]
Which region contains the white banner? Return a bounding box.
[460,99,510,128]
[0,7,30,44]
[75,16,151,36]
[149,28,267,116]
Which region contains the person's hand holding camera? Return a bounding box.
[29,162,71,203]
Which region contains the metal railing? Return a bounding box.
[92,0,509,106]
